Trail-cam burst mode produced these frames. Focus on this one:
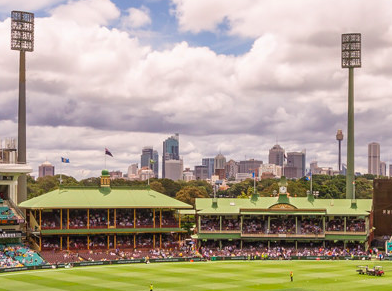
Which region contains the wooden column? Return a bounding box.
[153,234,156,248]
[153,209,156,228]
[60,236,63,251]
[134,209,136,228]
[240,216,243,233]
[178,233,181,244]
[67,236,69,251]
[133,234,136,249]
[87,209,90,229]
[114,209,117,228]
[295,217,298,234]
[107,209,110,228]
[114,235,116,249]
[160,234,162,249]
[60,209,63,230]
[344,217,347,233]
[67,209,69,229]
[219,216,222,231]
[39,209,42,230]
[107,235,110,249]
[323,216,326,233]
[39,236,41,251]
[160,209,162,228]
[179,212,181,228]
[87,236,90,250]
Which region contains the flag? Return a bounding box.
[150,159,155,164]
[105,148,113,157]
[61,157,70,163]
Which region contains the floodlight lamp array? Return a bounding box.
[341,33,361,68]
[11,11,34,52]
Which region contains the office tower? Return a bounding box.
[285,151,306,179]
[140,147,159,178]
[380,161,386,177]
[336,129,343,173]
[368,142,380,175]
[225,159,239,179]
[165,159,183,181]
[239,159,263,174]
[269,144,285,166]
[38,161,55,178]
[259,164,282,178]
[127,164,138,180]
[194,165,208,180]
[390,164,392,177]
[162,134,179,178]
[214,153,226,179]
[202,158,215,179]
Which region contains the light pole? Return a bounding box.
[11,11,34,203]
[342,33,361,199]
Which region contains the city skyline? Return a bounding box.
[1,0,392,179]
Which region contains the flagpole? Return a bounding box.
[148,159,150,186]
[104,147,106,169]
[60,159,62,186]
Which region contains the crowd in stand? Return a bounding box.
[222,218,241,231]
[301,219,322,234]
[0,245,46,268]
[200,217,220,231]
[40,209,178,229]
[243,219,265,234]
[269,219,296,234]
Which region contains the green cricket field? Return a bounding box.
[0,260,391,290]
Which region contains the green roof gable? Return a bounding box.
[19,187,193,209]
[196,196,372,216]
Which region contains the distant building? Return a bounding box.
[285,151,306,179]
[140,147,159,178]
[38,161,55,178]
[259,164,282,178]
[183,168,195,181]
[390,164,392,178]
[225,159,239,179]
[269,144,285,166]
[235,173,252,182]
[127,164,138,180]
[239,159,263,175]
[368,142,380,175]
[162,134,179,178]
[194,165,208,180]
[342,163,347,176]
[202,158,214,179]
[165,159,183,181]
[380,161,387,177]
[109,170,122,180]
[308,161,334,176]
[214,153,226,178]
[138,167,154,181]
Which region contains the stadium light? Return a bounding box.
[342,33,361,200]
[11,11,34,203]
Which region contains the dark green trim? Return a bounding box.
[41,228,186,235]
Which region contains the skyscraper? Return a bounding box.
[380,161,386,177]
[162,133,179,178]
[225,159,239,179]
[140,147,159,178]
[202,158,215,179]
[214,153,226,179]
[269,144,285,166]
[165,159,183,181]
[38,161,55,178]
[285,151,306,179]
[368,142,380,175]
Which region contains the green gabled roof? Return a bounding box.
[19,187,193,209]
[195,196,372,216]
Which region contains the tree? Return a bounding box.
[160,179,182,197]
[150,181,165,193]
[175,186,209,206]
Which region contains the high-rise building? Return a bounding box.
[239,159,263,175]
[285,151,306,179]
[389,164,392,177]
[127,164,138,180]
[225,159,239,179]
[214,153,226,179]
[194,165,208,180]
[183,168,195,181]
[140,147,159,178]
[38,161,55,178]
[162,134,179,178]
[259,164,282,178]
[269,144,285,166]
[165,159,183,181]
[380,161,387,177]
[202,158,215,179]
[368,142,380,175]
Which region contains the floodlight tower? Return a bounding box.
[341,33,361,199]
[336,129,343,173]
[11,11,34,203]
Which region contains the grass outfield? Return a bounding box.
[0,260,392,290]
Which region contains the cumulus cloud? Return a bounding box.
[0,0,392,179]
[122,6,151,29]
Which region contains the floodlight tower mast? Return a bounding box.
[341,33,361,199]
[11,11,34,203]
[336,129,343,173]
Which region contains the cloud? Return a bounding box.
[122,6,151,29]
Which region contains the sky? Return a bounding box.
[1,0,392,180]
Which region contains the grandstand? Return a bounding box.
[193,177,373,250]
[18,170,192,256]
